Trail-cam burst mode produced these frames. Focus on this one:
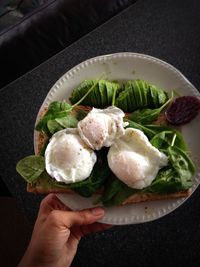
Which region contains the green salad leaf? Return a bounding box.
[47,115,78,135]
[168,146,195,178]
[130,91,173,124]
[144,168,187,194]
[31,171,70,190]
[16,155,45,182]
[74,109,88,121]
[126,119,172,139]
[35,101,73,135]
[47,119,63,134]
[97,176,136,207]
[125,120,157,139]
[150,130,187,152]
[144,145,194,194]
[139,124,175,135]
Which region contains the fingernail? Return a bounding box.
[91,207,105,216]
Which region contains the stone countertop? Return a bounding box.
[0,0,200,266]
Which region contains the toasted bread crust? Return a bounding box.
[27,183,74,194]
[122,190,191,204]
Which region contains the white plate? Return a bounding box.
[34,52,200,225]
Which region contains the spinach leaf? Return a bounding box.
[16,155,45,182]
[141,124,174,134]
[47,101,72,113]
[130,108,161,124]
[126,119,178,140]
[145,168,185,194]
[168,146,195,185]
[150,130,187,152]
[130,92,173,124]
[74,109,88,121]
[47,115,79,135]
[97,176,136,207]
[47,119,63,134]
[125,120,158,139]
[97,176,123,204]
[106,185,137,206]
[149,84,168,107]
[55,115,78,128]
[69,149,111,197]
[35,101,73,135]
[31,171,70,190]
[144,145,195,194]
[145,145,194,194]
[146,145,195,194]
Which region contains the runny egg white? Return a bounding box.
[78,106,128,150]
[107,128,168,189]
[45,128,97,184]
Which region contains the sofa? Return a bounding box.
[0,0,136,89]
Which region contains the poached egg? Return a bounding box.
[107,128,168,189]
[78,106,128,150]
[45,128,96,184]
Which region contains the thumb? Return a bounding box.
[47,207,105,229]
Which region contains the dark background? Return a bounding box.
[0,0,200,266]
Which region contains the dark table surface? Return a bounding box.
[1,0,200,266]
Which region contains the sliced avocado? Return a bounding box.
[70,83,82,104]
[140,80,149,107]
[70,80,93,105]
[116,90,128,111]
[129,82,138,111]
[117,83,125,97]
[105,81,114,104]
[157,90,168,106]
[112,82,121,105]
[134,80,143,108]
[113,82,121,95]
[125,81,137,111]
[126,91,134,112]
[98,80,107,107]
[149,85,159,108]
[91,83,100,107]
[122,93,129,111]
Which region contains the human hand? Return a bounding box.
[18,194,111,267]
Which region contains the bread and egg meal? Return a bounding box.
[16,79,200,206]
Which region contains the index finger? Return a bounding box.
[38,194,71,220]
[47,207,105,229]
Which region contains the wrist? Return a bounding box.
[18,246,43,267]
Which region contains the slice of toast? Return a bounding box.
[31,104,191,204]
[27,181,190,203]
